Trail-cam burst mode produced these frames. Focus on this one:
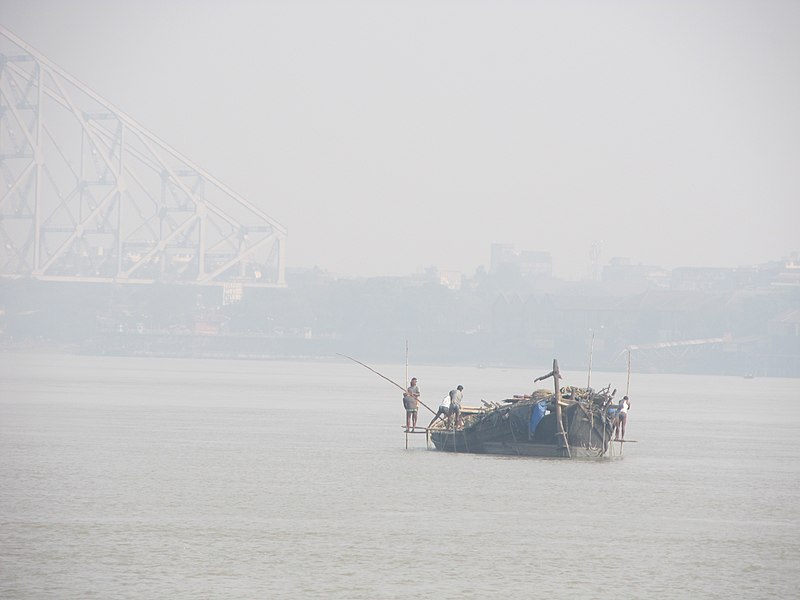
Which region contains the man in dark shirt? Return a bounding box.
[447,385,464,428]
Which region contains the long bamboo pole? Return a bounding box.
[626,349,632,396]
[405,340,409,392]
[587,329,595,389]
[337,353,436,415]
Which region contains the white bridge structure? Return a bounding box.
[0,26,286,288]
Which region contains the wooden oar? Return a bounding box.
[337,353,436,415]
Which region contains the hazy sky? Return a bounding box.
[2,0,798,279]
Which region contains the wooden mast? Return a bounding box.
[587,329,595,389]
[533,359,571,457]
[626,348,632,396]
[552,359,571,458]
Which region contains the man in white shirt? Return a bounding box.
[614,395,631,440]
[428,393,451,428]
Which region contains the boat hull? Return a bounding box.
[430,432,608,458]
[429,396,614,458]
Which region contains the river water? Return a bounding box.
[1,352,798,599]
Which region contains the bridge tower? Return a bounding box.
[0,26,286,287]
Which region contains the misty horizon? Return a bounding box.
[1,1,799,281]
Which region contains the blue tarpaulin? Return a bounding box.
[529,400,547,436]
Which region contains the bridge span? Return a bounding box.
[0,26,286,290]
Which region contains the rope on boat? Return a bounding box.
[508,411,521,456]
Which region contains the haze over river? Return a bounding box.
[1,353,798,599]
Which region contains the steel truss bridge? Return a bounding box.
[0,26,286,289]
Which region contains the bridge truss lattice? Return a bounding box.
[0,26,286,288]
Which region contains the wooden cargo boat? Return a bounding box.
[429,360,618,458]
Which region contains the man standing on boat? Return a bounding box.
[614,395,631,440]
[447,385,464,429]
[403,377,420,432]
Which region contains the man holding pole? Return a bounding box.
[403,377,420,432]
[428,393,451,428]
